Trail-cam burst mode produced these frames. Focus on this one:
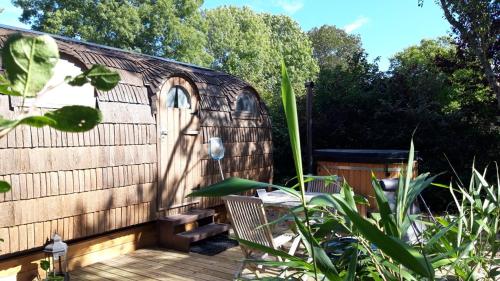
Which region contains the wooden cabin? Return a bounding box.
[0,26,273,280]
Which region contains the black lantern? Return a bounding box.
[42,234,69,281]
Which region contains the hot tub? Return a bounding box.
[314,149,418,212]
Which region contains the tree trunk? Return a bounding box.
[470,43,500,112]
[439,0,500,113]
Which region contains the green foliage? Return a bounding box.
[206,6,274,96]
[262,14,319,100]
[0,181,11,193]
[40,260,50,271]
[205,7,318,99]
[2,33,59,97]
[189,64,442,280]
[311,36,499,211]
[68,65,120,91]
[433,0,499,109]
[0,33,120,192]
[0,33,118,135]
[188,177,292,198]
[13,0,212,66]
[44,106,102,132]
[280,61,305,196]
[308,25,364,70]
[424,164,500,279]
[204,7,318,185]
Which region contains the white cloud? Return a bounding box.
[343,16,370,33]
[275,0,304,14]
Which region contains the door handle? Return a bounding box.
[161,130,168,136]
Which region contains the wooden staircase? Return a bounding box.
[158,209,230,252]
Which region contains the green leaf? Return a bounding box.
[19,115,56,127]
[0,181,11,193]
[237,238,306,264]
[4,107,99,133]
[44,106,102,132]
[424,218,458,252]
[371,173,398,237]
[294,216,341,281]
[281,61,305,196]
[0,116,20,131]
[314,218,349,238]
[40,260,50,271]
[332,196,435,278]
[345,247,358,281]
[187,177,285,197]
[0,74,19,96]
[2,33,59,97]
[250,260,313,271]
[68,65,120,91]
[0,114,56,136]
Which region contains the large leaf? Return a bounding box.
[44,106,102,132]
[345,247,358,281]
[332,196,435,278]
[281,61,305,197]
[0,115,56,137]
[294,216,341,281]
[0,181,11,193]
[0,74,18,96]
[68,64,120,91]
[187,177,288,197]
[371,173,398,237]
[2,33,59,97]
[19,115,57,128]
[237,238,307,263]
[0,107,100,136]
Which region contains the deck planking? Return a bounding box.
[70,247,243,281]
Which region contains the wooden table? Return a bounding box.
[259,190,323,208]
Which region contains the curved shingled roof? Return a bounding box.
[0,25,269,116]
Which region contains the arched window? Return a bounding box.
[235,91,258,115]
[166,86,191,109]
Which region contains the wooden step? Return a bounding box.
[159,223,230,252]
[176,223,230,243]
[159,209,215,226]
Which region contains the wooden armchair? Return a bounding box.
[307,177,342,194]
[222,195,300,279]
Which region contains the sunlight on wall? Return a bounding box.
[26,59,95,108]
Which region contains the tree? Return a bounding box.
[205,6,275,96]
[262,14,319,99]
[205,7,319,182]
[431,0,499,111]
[12,0,212,66]
[205,7,318,99]
[308,25,365,70]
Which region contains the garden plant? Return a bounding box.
[189,62,499,280]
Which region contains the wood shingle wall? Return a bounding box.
[0,27,273,260]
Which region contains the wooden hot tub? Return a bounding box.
[314,149,417,213]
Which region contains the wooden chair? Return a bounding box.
[222,195,300,279]
[307,177,342,194]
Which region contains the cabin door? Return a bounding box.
[158,77,200,210]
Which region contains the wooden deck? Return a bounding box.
[70,247,244,281]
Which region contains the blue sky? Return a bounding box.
[1,0,451,70]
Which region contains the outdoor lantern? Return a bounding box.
[208,137,225,180]
[43,234,69,281]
